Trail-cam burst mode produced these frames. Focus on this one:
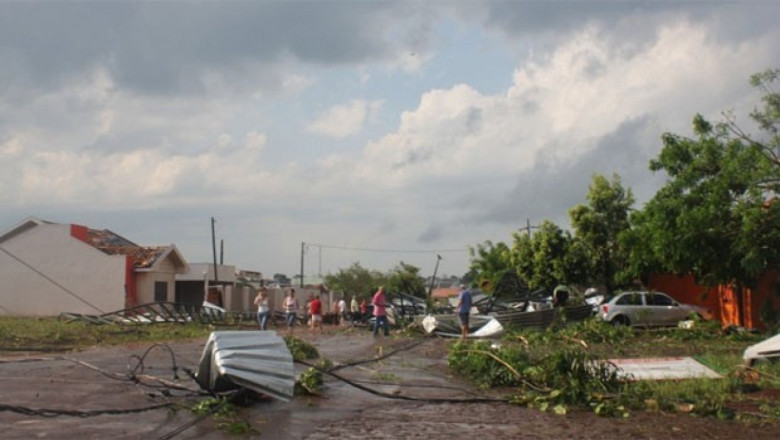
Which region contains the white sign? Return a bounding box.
[608,357,721,381]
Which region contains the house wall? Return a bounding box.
[0,223,126,316]
[179,263,236,284]
[135,257,180,304]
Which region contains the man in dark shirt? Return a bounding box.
[456,286,472,341]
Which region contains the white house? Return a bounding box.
[0,216,189,316]
[175,262,237,308]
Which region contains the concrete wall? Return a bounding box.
[179,263,236,284]
[0,223,127,316]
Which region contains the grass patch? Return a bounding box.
[0,317,215,351]
[448,317,780,421]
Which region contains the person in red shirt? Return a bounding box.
[309,294,323,333]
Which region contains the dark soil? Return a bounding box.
[0,325,778,439]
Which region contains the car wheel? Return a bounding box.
[611,315,630,326]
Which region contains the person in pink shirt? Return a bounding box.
[372,286,389,336]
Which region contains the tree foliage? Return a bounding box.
[627,69,780,324]
[323,262,384,300]
[324,261,428,300]
[510,220,586,289]
[569,174,635,295]
[385,261,427,298]
[468,241,513,293]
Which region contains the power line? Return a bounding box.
[305,243,468,254]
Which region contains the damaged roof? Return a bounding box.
[86,228,187,269]
[0,216,189,273]
[84,228,171,269]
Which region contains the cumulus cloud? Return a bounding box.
[281,74,315,95]
[0,2,778,276]
[307,99,382,138]
[336,18,778,240]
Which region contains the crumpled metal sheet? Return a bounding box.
[420,314,504,338]
[195,331,295,402]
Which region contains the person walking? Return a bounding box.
[372,286,389,337]
[253,287,270,330]
[309,294,323,333]
[456,286,473,341]
[338,297,347,326]
[283,289,299,335]
[350,296,359,325]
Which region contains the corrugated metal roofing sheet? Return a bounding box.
[195,331,295,402]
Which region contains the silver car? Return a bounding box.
[597,291,712,327]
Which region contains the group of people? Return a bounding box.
[252,286,302,333]
[254,285,474,340]
[253,285,475,339]
[251,287,386,335]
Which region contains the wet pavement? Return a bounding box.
[2,328,779,439]
[0,328,485,439]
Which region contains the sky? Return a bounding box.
[1,1,778,281]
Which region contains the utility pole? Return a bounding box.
[522,218,540,236]
[427,254,443,300]
[299,242,305,288]
[211,217,219,286]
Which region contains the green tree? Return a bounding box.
[569,173,635,295]
[385,262,427,298]
[468,241,513,293]
[511,220,580,289]
[323,262,384,300]
[628,69,780,325]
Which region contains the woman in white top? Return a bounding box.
[253,287,270,330]
[283,289,299,334]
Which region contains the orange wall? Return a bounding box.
[648,272,779,329]
[69,224,88,242]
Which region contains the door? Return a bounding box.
[647,292,682,326]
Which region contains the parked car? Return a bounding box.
[584,287,605,314]
[597,291,712,327]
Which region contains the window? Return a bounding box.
[616,293,642,305]
[154,281,168,302]
[649,293,674,306]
